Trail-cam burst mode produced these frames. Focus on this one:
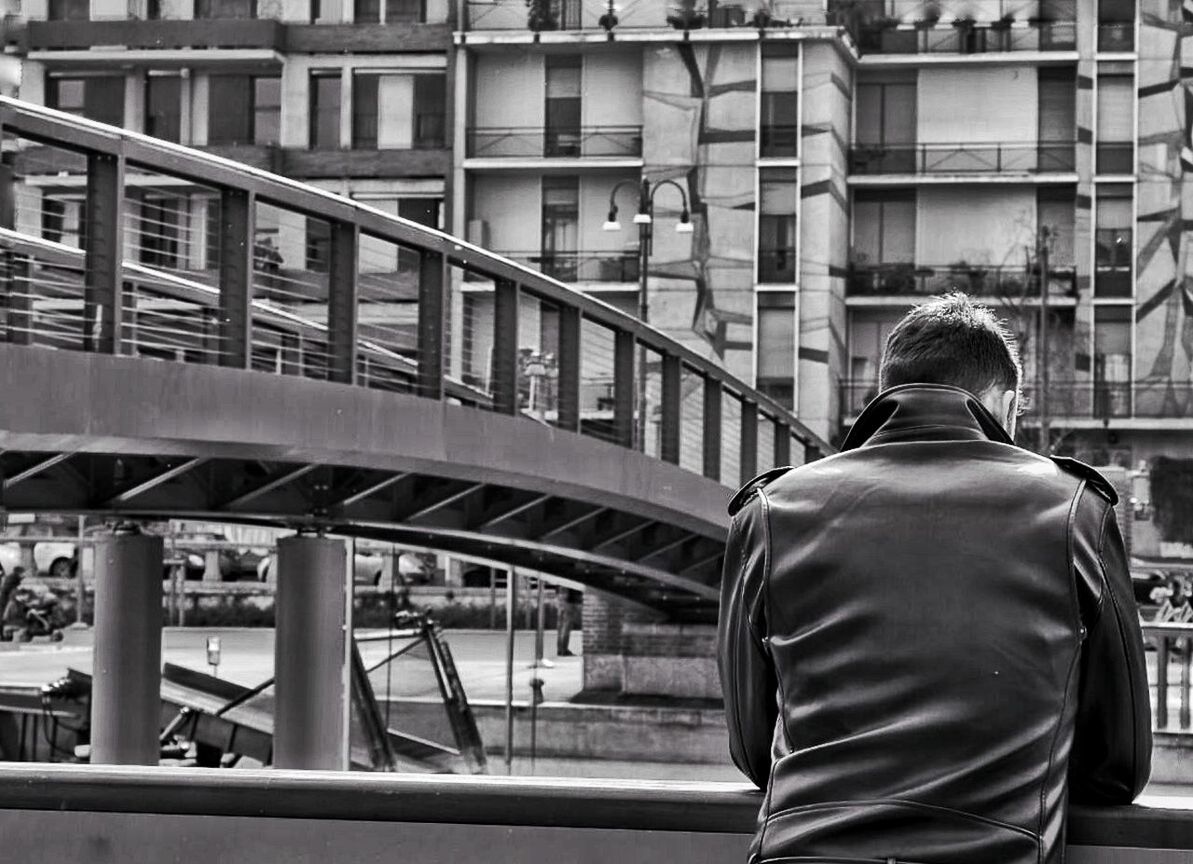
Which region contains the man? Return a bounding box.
[718,294,1151,864]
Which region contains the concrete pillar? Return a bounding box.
[91,528,163,765]
[273,534,350,770]
[202,549,222,582]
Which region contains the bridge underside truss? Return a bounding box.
[0,450,724,621]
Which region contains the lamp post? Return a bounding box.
[603,178,694,449]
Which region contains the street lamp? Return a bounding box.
[603,177,694,449]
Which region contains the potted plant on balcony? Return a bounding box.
[667,0,706,30]
[526,0,559,31]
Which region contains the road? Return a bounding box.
[0,627,583,705]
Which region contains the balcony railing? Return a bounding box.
[846,263,1077,298]
[463,0,814,31]
[24,17,286,50]
[845,380,1193,422]
[466,127,643,160]
[850,141,1076,175]
[856,19,1076,54]
[491,251,639,283]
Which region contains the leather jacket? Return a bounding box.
[717,384,1152,864]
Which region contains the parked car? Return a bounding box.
[257,549,389,587]
[0,538,78,579]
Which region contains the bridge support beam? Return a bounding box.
[274,534,350,771]
[91,528,163,765]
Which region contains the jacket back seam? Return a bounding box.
[1035,479,1087,863]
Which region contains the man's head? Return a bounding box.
[879,293,1023,437]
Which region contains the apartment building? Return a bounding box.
[2,0,1188,468]
[454,0,1193,470]
[0,0,452,374]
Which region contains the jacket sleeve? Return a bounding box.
[1068,488,1153,804]
[716,492,778,789]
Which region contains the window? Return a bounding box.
[306,218,332,272]
[850,189,915,294]
[756,292,796,409]
[1097,0,1134,51]
[398,198,441,229]
[352,73,443,150]
[352,74,380,149]
[145,75,182,143]
[195,0,256,18]
[1037,188,1076,271]
[1096,74,1133,174]
[1094,306,1131,417]
[1095,183,1132,297]
[758,169,798,283]
[310,72,342,149]
[1038,67,1075,171]
[254,77,281,146]
[139,196,184,269]
[47,76,125,128]
[545,56,581,158]
[355,0,423,22]
[47,0,88,20]
[41,197,84,247]
[541,177,579,282]
[760,44,798,158]
[853,73,915,173]
[414,75,446,149]
[846,309,901,413]
[209,76,280,146]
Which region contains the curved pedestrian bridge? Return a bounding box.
[0,97,830,621]
[0,765,1187,862]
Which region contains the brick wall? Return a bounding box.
[582,592,720,700]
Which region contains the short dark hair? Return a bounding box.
[879,293,1022,401]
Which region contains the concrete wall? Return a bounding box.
[916,186,1036,267]
[798,40,851,444]
[582,592,719,700]
[917,67,1037,145]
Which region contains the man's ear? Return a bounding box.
[1001,389,1018,437]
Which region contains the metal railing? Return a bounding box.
[843,380,1193,422]
[856,19,1077,54]
[850,141,1076,174]
[1144,622,1193,732]
[846,263,1078,298]
[466,126,643,160]
[0,98,830,493]
[0,764,1185,860]
[463,0,814,31]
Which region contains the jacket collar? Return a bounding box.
[840,383,1016,451]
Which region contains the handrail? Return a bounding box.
[0,764,1188,850]
[0,96,831,465]
[0,228,492,406]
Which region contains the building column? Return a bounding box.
[273,534,350,770]
[91,527,163,765]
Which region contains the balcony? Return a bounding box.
[856,19,1076,55]
[846,263,1077,298]
[24,18,286,51]
[462,0,818,32]
[843,380,1193,422]
[492,251,640,283]
[281,148,450,179]
[850,141,1076,176]
[466,127,643,160]
[284,22,451,52]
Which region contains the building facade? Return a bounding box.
[0,0,1188,467]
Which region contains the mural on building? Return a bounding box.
[1137,2,1193,417]
[641,43,757,383]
